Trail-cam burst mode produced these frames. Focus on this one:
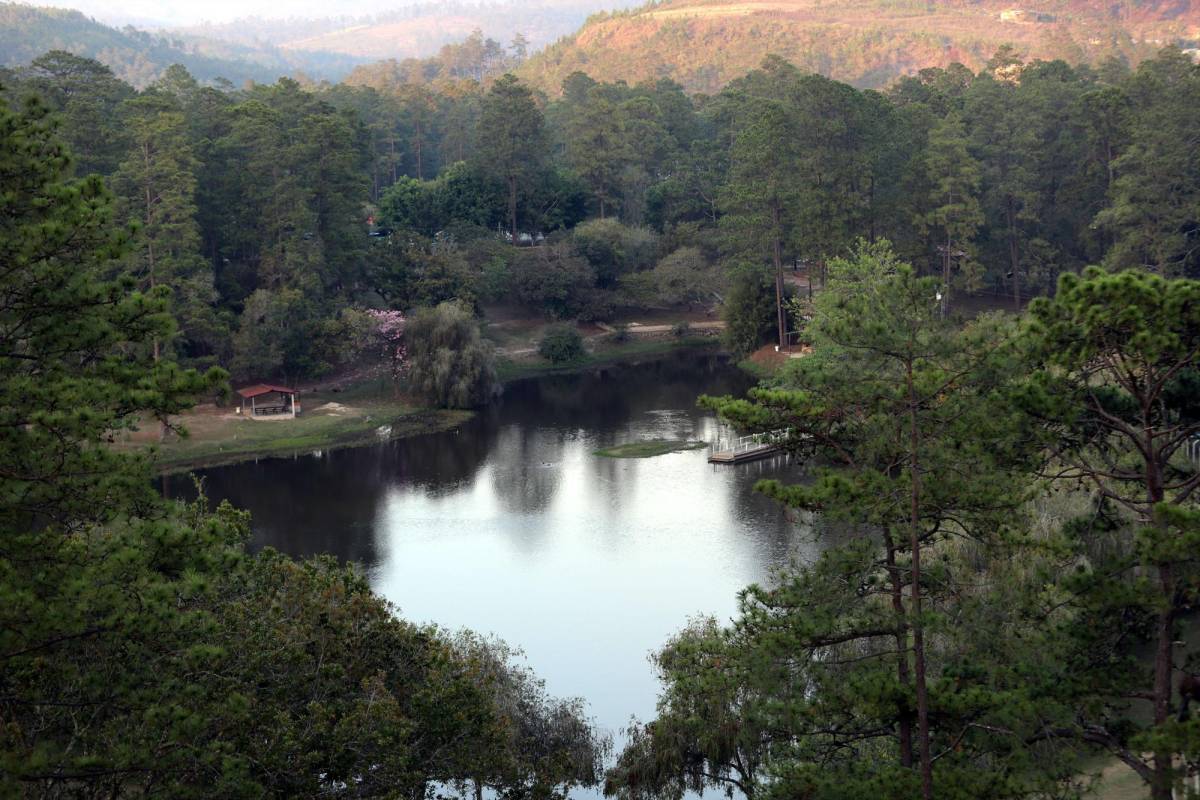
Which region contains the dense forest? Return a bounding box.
[1,38,1200,800]
[2,45,1197,382]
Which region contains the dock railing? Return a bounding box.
[711,428,790,457]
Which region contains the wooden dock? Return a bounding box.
[707,443,783,464]
[708,429,789,464]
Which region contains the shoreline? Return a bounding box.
[135,338,726,474]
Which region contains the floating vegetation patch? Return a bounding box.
[593,439,708,458]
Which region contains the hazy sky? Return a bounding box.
[35,0,418,26]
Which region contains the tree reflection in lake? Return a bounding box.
[167,350,823,767]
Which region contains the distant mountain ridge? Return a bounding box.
[517,0,1200,93]
[0,3,365,86]
[173,2,638,62]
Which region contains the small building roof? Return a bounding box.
[236,383,298,399]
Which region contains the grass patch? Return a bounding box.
[115,386,472,473]
[594,439,708,458]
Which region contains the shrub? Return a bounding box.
[671,320,692,338]
[538,323,586,363]
[611,323,631,343]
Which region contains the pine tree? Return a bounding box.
[474,74,546,242]
[923,113,982,317]
[110,92,216,362]
[702,241,1041,799]
[720,98,801,349]
[1023,267,1200,800]
[566,91,630,220]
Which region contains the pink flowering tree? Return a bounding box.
[367,309,409,384]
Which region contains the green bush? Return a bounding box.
[538,323,586,363]
[671,320,692,338]
[572,219,658,287]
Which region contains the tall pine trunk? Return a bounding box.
[1148,450,1174,800]
[508,176,518,244]
[772,204,786,349]
[1006,198,1020,310]
[887,537,914,768]
[907,355,933,799]
[941,232,952,319]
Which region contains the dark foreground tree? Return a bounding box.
[1022,267,1200,800]
[0,88,236,794]
[658,241,1082,800]
[0,89,600,799]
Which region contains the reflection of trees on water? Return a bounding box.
[384,409,501,491]
[171,452,390,566]
[167,349,800,575]
[487,424,567,516]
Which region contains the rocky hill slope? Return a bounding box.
[518,0,1200,93]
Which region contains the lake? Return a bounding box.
[168,350,821,775]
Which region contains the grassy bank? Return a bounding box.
[124,337,722,474]
[117,383,471,473]
[496,335,721,382]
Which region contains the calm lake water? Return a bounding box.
[169,350,822,772]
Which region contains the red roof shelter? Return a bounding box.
[236,384,300,419]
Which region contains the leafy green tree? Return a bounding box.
[621,246,723,309]
[231,287,322,381]
[367,234,478,311]
[211,551,505,798]
[474,74,547,241]
[405,301,497,408]
[511,243,597,318]
[451,632,610,800]
[572,218,658,287]
[606,618,766,800]
[721,266,778,356]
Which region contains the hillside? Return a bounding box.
[0,3,363,87]
[518,0,1200,93]
[181,2,638,63]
